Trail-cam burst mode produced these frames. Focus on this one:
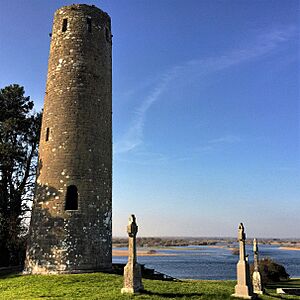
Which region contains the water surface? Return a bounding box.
[113,245,300,280]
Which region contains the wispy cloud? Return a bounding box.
[114,151,169,165]
[114,70,178,153]
[114,26,296,154]
[208,135,242,144]
[195,135,242,153]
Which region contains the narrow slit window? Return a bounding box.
[105,27,110,42]
[87,17,92,33]
[45,128,50,142]
[65,185,78,210]
[62,18,68,32]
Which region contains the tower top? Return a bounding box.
[55,4,111,20]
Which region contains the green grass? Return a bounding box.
[0,273,299,299]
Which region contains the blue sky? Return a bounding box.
[1,0,299,237]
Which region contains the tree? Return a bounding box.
[0,84,41,267]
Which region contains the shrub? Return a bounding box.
[250,257,289,283]
[147,249,157,254]
[231,248,239,255]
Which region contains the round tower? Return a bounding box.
[24,4,112,274]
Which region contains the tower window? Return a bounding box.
[87,17,92,33]
[62,18,68,32]
[105,27,110,42]
[45,127,50,141]
[65,185,78,210]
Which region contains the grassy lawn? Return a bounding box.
[0,273,299,299]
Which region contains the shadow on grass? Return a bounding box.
[267,279,300,288]
[142,289,203,298]
[261,293,285,299]
[0,273,22,279]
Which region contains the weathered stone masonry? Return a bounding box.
[24,4,112,274]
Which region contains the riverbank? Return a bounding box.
[112,244,234,257]
[279,247,300,251]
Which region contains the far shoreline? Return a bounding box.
[279,246,300,251]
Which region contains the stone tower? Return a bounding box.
[24,4,112,274]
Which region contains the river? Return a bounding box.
[112,244,300,280]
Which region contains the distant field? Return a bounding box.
[0,273,299,299]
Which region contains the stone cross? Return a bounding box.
[232,223,255,299]
[127,214,138,264]
[252,238,263,294]
[238,223,246,261]
[121,214,144,294]
[253,238,259,272]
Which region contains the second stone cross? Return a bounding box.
[121,214,144,294]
